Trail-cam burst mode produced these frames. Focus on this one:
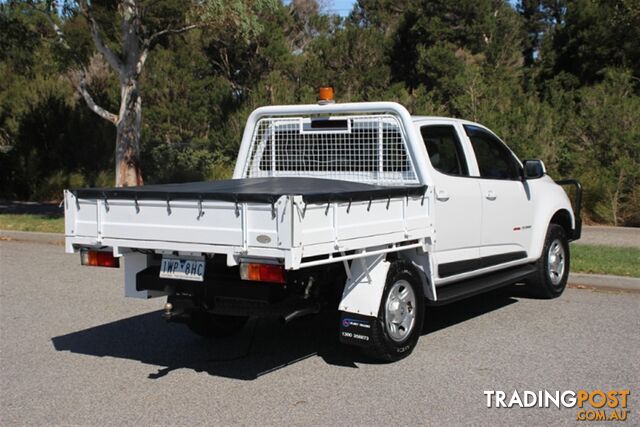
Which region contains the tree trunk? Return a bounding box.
[115,81,144,187]
[44,0,202,187]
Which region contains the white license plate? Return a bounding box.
[159,256,205,282]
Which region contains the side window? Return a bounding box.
[464,125,520,180]
[420,125,469,176]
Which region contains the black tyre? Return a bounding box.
[364,260,424,362]
[526,223,570,299]
[187,310,248,338]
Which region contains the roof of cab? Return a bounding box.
[411,115,448,121]
[411,115,485,129]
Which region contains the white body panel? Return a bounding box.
[418,120,483,267]
[476,179,533,257]
[431,173,482,266]
[64,190,432,271]
[525,175,576,259]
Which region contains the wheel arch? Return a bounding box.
[338,250,434,319]
[550,209,573,238]
[529,207,575,260]
[396,250,437,302]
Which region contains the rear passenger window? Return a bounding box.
[464,125,520,180]
[420,125,469,176]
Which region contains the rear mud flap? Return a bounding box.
[339,312,375,347]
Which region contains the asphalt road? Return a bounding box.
[1,240,638,425]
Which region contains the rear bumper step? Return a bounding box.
[164,294,320,321]
[138,265,320,319]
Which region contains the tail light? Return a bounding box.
[240,262,285,284]
[80,249,120,268]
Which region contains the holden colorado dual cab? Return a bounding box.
[64,100,582,361]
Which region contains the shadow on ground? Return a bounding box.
[52,288,519,380]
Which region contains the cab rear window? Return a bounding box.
[420,125,469,176]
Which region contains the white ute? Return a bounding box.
[64,98,582,361]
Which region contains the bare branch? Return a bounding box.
[136,46,150,76]
[28,3,118,126]
[77,0,124,73]
[148,23,202,43]
[130,23,205,76]
[71,69,119,124]
[26,1,70,49]
[44,16,69,47]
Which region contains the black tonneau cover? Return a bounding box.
[72,177,427,204]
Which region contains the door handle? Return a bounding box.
[436,189,450,201]
[486,190,497,201]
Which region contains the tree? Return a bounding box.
[569,70,640,225]
[286,0,325,52]
[32,0,275,187]
[390,0,523,86]
[540,0,640,86]
[350,0,410,34]
[517,0,567,67]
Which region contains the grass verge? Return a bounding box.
[571,244,640,278]
[0,214,64,233]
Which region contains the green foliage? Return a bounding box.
[390,0,523,90]
[33,171,88,200]
[303,23,392,100]
[143,141,232,183]
[567,70,640,225]
[0,5,41,74]
[541,0,640,85]
[1,0,639,226]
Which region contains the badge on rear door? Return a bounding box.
[256,234,272,244]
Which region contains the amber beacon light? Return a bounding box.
[318,86,335,104]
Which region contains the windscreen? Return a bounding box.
[244,115,418,185]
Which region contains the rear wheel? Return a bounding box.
[365,260,424,362]
[527,223,570,298]
[187,310,248,338]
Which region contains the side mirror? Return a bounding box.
[523,159,546,179]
